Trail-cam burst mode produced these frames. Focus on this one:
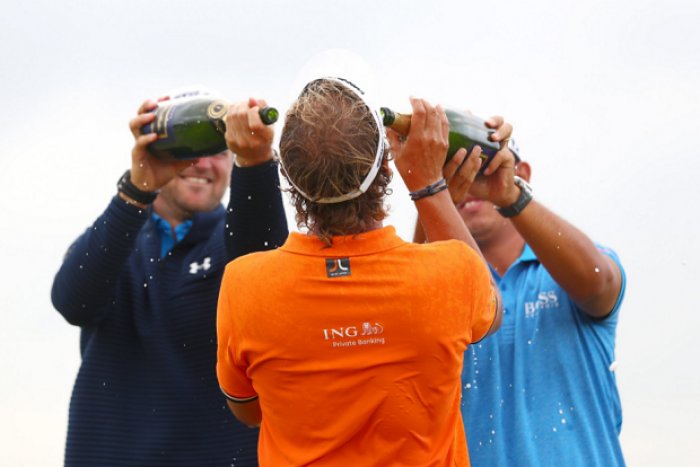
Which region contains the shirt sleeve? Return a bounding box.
[462,246,497,343]
[216,264,258,402]
[593,244,627,324]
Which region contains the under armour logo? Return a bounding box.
[325,258,351,278]
[189,257,211,274]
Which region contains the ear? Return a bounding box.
[381,155,391,170]
[515,161,532,183]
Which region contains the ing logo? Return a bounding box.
[323,322,384,340]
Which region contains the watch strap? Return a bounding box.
[117,170,158,205]
[496,176,533,218]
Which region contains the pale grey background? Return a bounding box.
[1,0,698,465]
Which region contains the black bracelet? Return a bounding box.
[117,170,158,205]
[409,178,448,201]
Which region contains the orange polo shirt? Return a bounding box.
[217,226,496,466]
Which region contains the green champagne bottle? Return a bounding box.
[380,107,501,172]
[141,96,279,160]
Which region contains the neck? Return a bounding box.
[477,222,526,278]
[153,197,191,228]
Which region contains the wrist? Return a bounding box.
[496,176,533,218]
[409,178,449,201]
[117,169,158,206]
[234,148,277,168]
[118,191,149,209]
[497,182,522,208]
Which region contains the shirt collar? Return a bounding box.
[280,226,405,257]
[518,243,538,263]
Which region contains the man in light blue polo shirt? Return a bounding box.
[415,138,626,466]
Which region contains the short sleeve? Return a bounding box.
[216,264,258,402]
[595,245,627,323]
[463,247,497,343]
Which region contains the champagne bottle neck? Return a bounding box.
[380,107,411,136]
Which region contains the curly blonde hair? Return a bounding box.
[280,78,392,246]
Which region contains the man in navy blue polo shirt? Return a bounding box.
[415,137,626,466]
[51,92,288,466]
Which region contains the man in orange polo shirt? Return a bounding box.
[217,77,511,466]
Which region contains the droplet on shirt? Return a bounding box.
[465,383,472,389]
[527,339,532,345]
[561,418,567,424]
[491,430,496,435]
[247,195,252,200]
[143,283,148,288]
[552,427,558,432]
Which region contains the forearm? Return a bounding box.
[227,399,262,428]
[225,160,289,261]
[413,215,427,244]
[51,197,148,325]
[510,200,622,317]
[414,190,486,259]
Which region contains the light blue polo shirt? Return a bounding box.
[462,244,626,466]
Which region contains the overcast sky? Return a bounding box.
[1,0,699,465]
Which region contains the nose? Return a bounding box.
[190,156,213,169]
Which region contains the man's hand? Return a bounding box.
[386,97,450,192]
[225,98,275,167]
[442,146,484,204]
[457,115,520,208]
[128,98,191,193]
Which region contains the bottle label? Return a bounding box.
[142,97,227,145]
[150,105,175,140]
[207,100,227,134]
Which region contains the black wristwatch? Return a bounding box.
[496,176,533,218]
[117,170,158,205]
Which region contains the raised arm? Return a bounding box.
[469,144,623,318]
[388,97,502,334]
[505,172,623,318]
[224,98,288,261]
[51,99,189,326]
